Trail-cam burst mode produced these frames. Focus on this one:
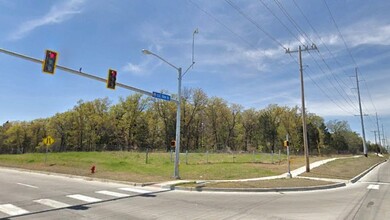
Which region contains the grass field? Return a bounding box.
[0,151,328,182]
[0,152,386,185]
[300,154,387,180]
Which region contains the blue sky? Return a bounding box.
[0,0,389,145]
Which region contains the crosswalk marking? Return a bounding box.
[34,199,69,209]
[67,194,102,203]
[119,187,152,194]
[96,190,129,197]
[0,204,29,216]
[0,187,157,216]
[367,184,380,190]
[16,183,38,189]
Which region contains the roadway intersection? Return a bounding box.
[0,159,388,219]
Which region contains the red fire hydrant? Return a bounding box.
[91,165,96,174]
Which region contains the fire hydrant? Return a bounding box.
[91,165,96,174]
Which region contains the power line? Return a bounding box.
[292,0,355,89]
[322,0,357,66]
[288,54,355,115]
[268,0,358,113]
[224,0,286,49]
[258,0,304,45]
[323,0,378,114]
[187,0,255,48]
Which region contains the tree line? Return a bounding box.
[0,88,384,155]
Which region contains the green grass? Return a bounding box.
[0,151,311,182]
[0,151,367,183]
[300,154,388,180]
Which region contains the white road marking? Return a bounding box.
[367,184,380,190]
[96,190,129,197]
[0,204,29,216]
[119,187,152,194]
[16,183,38,188]
[34,199,69,209]
[66,194,102,203]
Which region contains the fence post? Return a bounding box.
[145,148,149,164]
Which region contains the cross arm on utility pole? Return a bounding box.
[285,43,318,173]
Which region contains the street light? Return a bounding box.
[142,49,182,179]
[141,29,198,179]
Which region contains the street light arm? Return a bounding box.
[142,49,180,71]
[182,61,195,77]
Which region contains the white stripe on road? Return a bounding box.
[367,184,380,190]
[34,199,69,209]
[0,204,29,216]
[96,190,129,197]
[66,194,102,203]
[16,183,38,189]
[119,188,152,194]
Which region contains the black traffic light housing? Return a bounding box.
[42,50,58,74]
[107,69,117,89]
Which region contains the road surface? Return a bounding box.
[0,159,388,219]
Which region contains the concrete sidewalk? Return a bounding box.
[156,156,351,189]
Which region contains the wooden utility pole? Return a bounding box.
[285,44,317,172]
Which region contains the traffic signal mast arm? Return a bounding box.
[0,48,161,99]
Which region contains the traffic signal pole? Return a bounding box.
[0,48,155,98]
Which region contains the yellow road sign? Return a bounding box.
[43,136,55,146]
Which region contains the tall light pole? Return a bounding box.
[142,29,198,179]
[142,49,182,179]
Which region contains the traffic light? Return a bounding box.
[107,69,117,89]
[42,50,58,74]
[283,140,289,147]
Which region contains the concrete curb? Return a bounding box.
[166,158,388,193]
[0,166,155,187]
[350,159,387,183]
[169,182,346,193]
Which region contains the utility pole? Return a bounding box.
[355,68,368,157]
[372,131,377,145]
[382,124,386,152]
[376,113,381,146]
[285,44,317,173]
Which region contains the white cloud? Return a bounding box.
[122,62,143,74]
[318,20,390,47]
[9,0,86,40]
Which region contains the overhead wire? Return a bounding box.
[322,0,378,114]
[187,0,255,48]
[267,0,359,113]
[292,0,356,89]
[288,53,356,115]
[189,0,375,120]
[224,0,287,50]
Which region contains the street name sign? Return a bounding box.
[153,92,171,101]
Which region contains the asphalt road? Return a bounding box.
[0,159,388,220]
